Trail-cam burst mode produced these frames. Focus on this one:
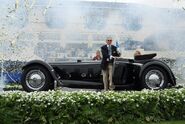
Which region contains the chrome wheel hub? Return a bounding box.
[145,70,164,89]
[26,70,46,90]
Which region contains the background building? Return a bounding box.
[2,0,185,61]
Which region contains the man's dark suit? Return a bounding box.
[101,45,120,70]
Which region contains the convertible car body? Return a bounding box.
[21,53,176,92]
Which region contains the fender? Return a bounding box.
[139,60,176,86]
[22,60,62,85]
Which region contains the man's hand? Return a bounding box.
[107,55,114,61]
[112,56,121,59]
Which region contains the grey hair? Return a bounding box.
[106,36,113,41]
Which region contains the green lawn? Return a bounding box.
[152,120,185,124]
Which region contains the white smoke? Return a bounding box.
[1,0,185,85]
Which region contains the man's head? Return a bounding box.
[106,37,113,45]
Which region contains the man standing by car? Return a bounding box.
[101,37,121,91]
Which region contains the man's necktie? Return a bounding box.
[108,45,112,56]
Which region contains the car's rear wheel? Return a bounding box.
[141,66,168,90]
[21,65,53,92]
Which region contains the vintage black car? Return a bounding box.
[21,53,176,92]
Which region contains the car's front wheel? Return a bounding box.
[21,65,53,92]
[141,66,168,90]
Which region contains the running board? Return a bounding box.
[59,80,135,90]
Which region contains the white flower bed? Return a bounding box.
[0,88,185,123]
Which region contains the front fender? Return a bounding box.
[139,60,176,86]
[22,60,61,85]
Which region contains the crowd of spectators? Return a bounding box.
[0,60,25,83]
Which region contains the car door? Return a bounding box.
[51,61,102,86]
[113,60,134,85]
[69,62,102,82]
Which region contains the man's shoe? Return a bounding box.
[109,85,115,90]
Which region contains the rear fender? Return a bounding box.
[139,60,176,86]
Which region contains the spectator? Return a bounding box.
[93,50,102,60]
[134,50,141,59]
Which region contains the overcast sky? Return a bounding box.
[84,0,185,8]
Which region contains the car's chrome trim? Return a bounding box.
[132,63,143,66]
[145,69,165,90]
[25,70,46,90]
[62,80,102,86]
